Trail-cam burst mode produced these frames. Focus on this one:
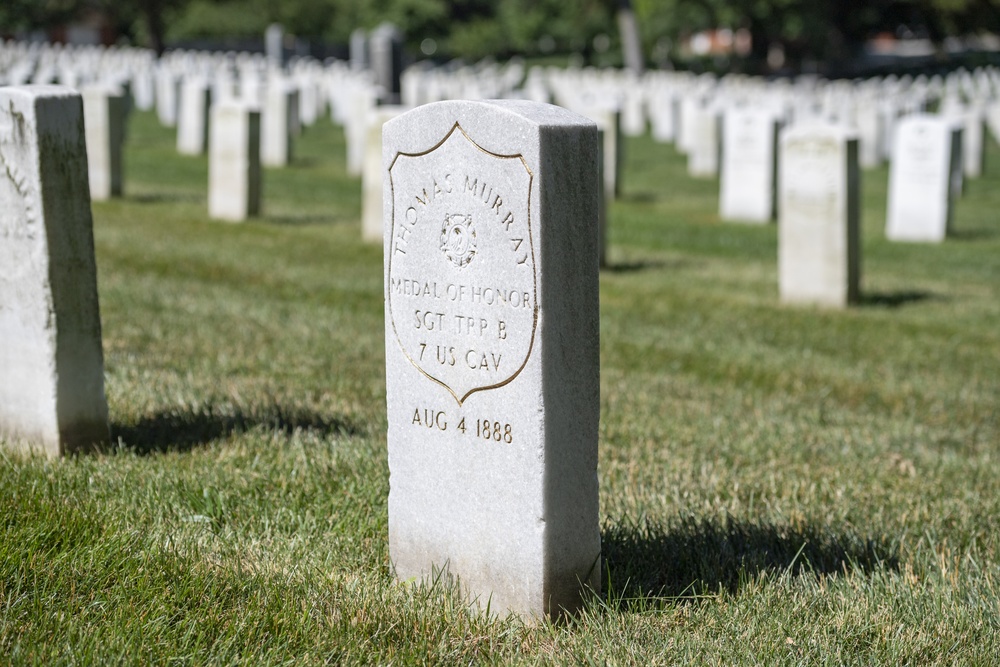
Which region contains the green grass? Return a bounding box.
[2,109,999,665]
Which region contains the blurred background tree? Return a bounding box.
[2,0,997,70]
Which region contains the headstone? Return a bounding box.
[778,123,860,307]
[265,24,284,68]
[155,66,180,127]
[370,23,404,104]
[0,85,110,456]
[82,85,126,201]
[350,28,369,73]
[885,115,956,242]
[578,107,622,200]
[960,107,985,178]
[362,105,406,242]
[719,108,778,223]
[687,104,721,178]
[346,83,376,177]
[261,82,293,167]
[176,78,211,156]
[383,100,601,619]
[209,101,261,222]
[648,89,676,143]
[854,103,883,169]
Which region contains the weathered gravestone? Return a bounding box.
[0,85,110,456]
[82,85,126,201]
[383,100,601,619]
[778,123,860,307]
[208,101,261,222]
[886,114,956,243]
[719,108,778,223]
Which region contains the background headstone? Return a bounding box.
[209,101,261,222]
[383,100,601,619]
[82,84,126,201]
[778,123,860,307]
[362,105,405,243]
[886,114,955,243]
[0,85,110,456]
[176,77,211,155]
[719,108,778,223]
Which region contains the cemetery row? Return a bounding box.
[1,38,998,620]
[2,39,997,240]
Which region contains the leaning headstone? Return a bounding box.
[0,85,110,456]
[886,114,956,243]
[383,100,601,619]
[778,123,860,307]
[361,105,405,242]
[176,77,211,156]
[719,108,778,223]
[208,101,261,222]
[82,84,126,200]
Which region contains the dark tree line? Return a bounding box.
[2,0,997,67]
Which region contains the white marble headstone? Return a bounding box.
[719,108,778,223]
[778,123,860,307]
[82,85,126,201]
[362,105,405,243]
[383,100,601,619]
[886,114,955,243]
[0,85,109,456]
[208,101,261,222]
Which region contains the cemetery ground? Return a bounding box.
[2,109,999,665]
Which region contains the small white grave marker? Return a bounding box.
[719,108,778,223]
[886,114,956,243]
[778,123,860,307]
[208,101,261,222]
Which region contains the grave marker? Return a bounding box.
[208,101,261,222]
[778,123,860,307]
[0,85,109,456]
[82,85,126,200]
[886,114,956,243]
[362,105,405,242]
[383,100,601,619]
[719,108,778,223]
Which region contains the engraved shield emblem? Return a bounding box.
[387,124,536,405]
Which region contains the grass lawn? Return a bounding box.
[2,108,999,665]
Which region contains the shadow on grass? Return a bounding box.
[601,515,899,604]
[112,404,363,455]
[860,290,935,308]
[603,259,690,274]
[618,191,660,204]
[949,228,998,241]
[128,192,202,204]
[265,214,337,226]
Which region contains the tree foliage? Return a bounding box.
[4,0,998,66]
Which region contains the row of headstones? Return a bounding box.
[715,108,970,245]
[1,84,601,622]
